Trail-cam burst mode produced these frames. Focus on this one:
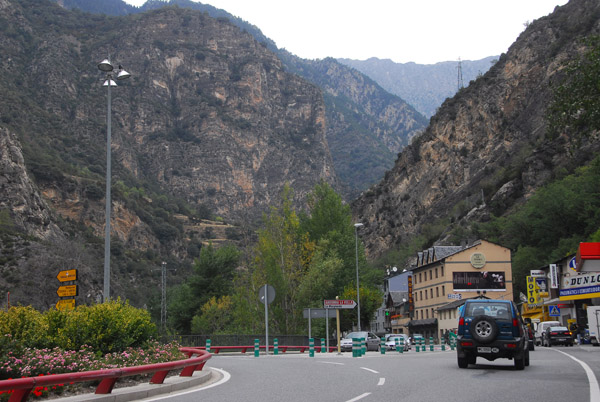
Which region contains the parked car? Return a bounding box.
[456,299,529,370]
[411,333,424,345]
[385,334,410,351]
[542,326,573,347]
[340,331,380,352]
[523,320,535,351]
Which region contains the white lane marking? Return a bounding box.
[378,377,385,386]
[346,392,371,402]
[143,368,231,401]
[318,361,345,365]
[551,349,600,402]
[360,367,379,374]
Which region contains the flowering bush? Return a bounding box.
[0,341,185,400]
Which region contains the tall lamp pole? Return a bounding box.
[354,222,363,331]
[98,58,130,302]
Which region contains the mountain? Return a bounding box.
[337,57,497,118]
[353,0,600,258]
[278,53,427,198]
[0,0,337,309]
[50,0,427,198]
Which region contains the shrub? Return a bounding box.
[0,300,157,356]
[55,299,157,354]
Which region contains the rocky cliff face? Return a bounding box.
[2,1,335,223]
[353,0,600,258]
[0,0,337,308]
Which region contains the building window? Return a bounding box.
[431,308,434,318]
[420,290,423,301]
[435,268,438,278]
[442,285,445,296]
[441,266,444,276]
[419,273,422,282]
[436,287,439,297]
[426,309,429,319]
[425,290,428,300]
[429,270,432,280]
[430,288,433,298]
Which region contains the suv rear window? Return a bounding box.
[465,302,512,319]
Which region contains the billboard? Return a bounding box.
[453,271,506,292]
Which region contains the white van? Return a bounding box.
[535,320,560,346]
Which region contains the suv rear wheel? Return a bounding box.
[457,356,468,368]
[514,353,525,370]
[469,316,499,343]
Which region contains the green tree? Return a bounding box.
[299,181,376,295]
[168,244,240,333]
[249,184,307,334]
[191,295,233,334]
[339,285,383,332]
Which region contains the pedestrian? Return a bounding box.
[569,322,579,344]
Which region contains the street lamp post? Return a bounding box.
[98,58,130,302]
[354,222,363,331]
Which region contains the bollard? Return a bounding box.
[422,338,426,352]
[395,339,400,353]
[441,339,446,351]
[380,339,386,354]
[206,339,211,353]
[254,339,260,357]
[352,338,358,358]
[361,338,366,356]
[430,337,434,352]
[450,337,455,351]
[309,338,315,357]
[321,338,326,353]
[399,339,404,354]
[416,338,420,353]
[274,338,279,355]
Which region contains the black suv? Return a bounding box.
[456,299,529,370]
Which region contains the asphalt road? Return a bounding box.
[141,346,600,402]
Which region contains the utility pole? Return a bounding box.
[161,261,167,331]
[457,57,464,91]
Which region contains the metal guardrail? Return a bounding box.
[164,334,328,347]
[0,347,211,402]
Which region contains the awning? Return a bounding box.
[408,318,437,327]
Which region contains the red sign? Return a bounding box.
[324,299,356,309]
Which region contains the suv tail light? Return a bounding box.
[459,317,465,326]
[512,319,522,337]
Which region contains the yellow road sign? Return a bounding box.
[526,276,540,304]
[57,285,77,298]
[57,269,77,282]
[56,299,75,311]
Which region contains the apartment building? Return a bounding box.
[409,240,513,341]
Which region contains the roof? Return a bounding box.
[408,318,438,327]
[437,298,468,311]
[388,291,408,306]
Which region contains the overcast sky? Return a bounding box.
[122,0,568,64]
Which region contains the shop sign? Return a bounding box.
[559,272,600,300]
[549,264,559,289]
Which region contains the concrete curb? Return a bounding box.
[53,369,214,402]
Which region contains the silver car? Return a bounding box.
[340,331,381,352]
[385,334,410,351]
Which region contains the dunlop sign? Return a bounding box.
[526,276,540,304]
